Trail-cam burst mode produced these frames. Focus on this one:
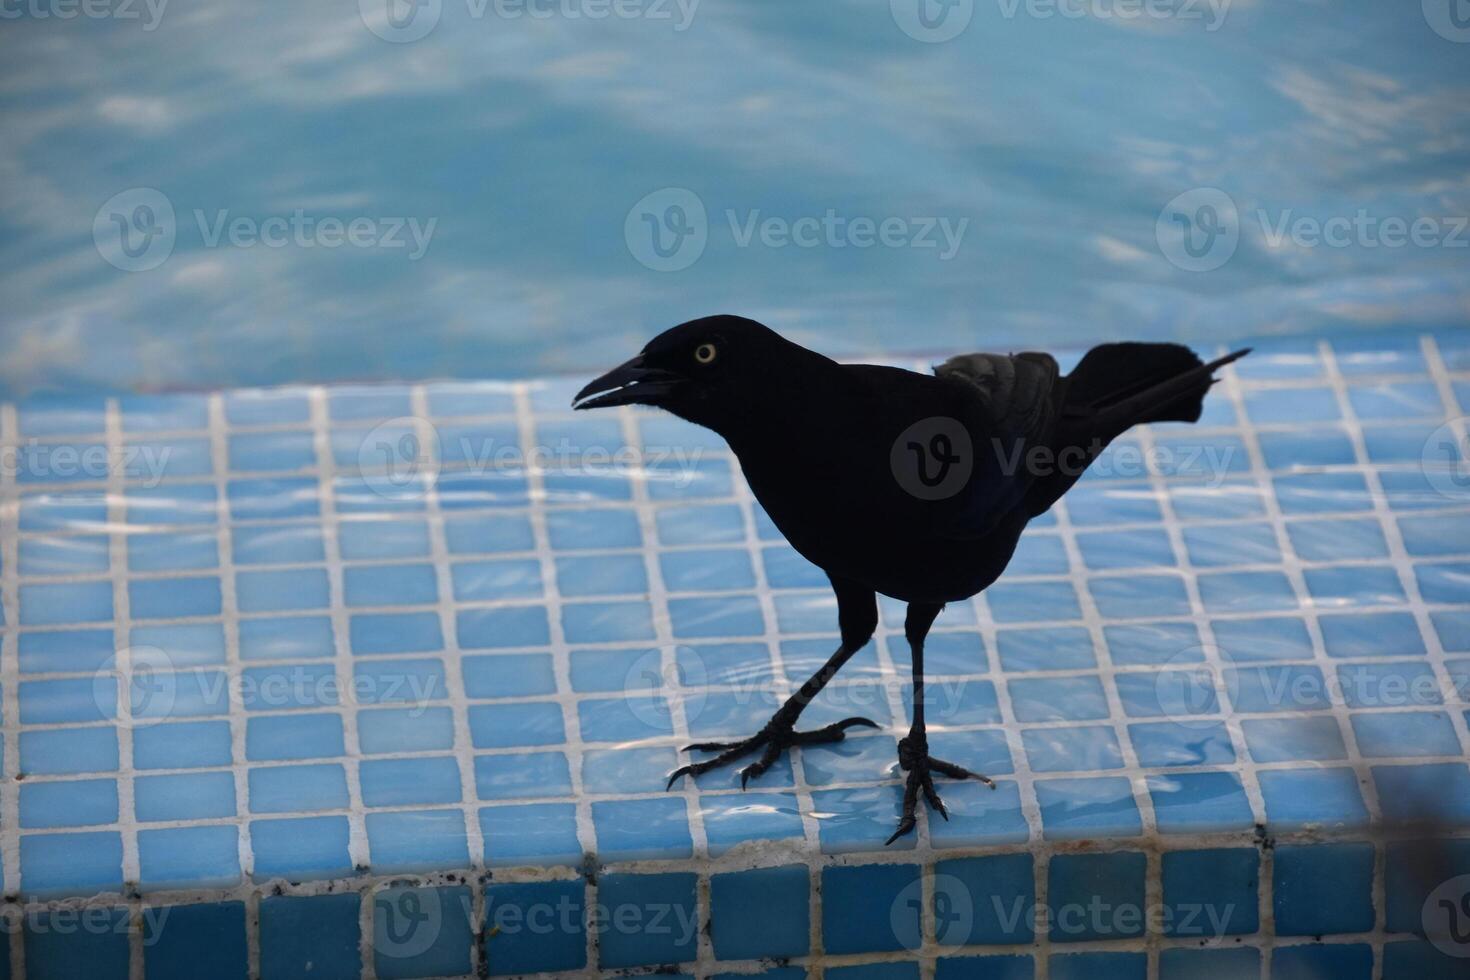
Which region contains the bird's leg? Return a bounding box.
[886,602,995,845]
[667,577,878,790]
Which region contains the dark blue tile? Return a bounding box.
[373,885,474,979]
[145,902,249,980]
[25,907,129,979]
[1274,843,1375,935]
[1048,851,1146,942]
[710,865,809,960]
[936,853,1034,945]
[1160,947,1261,980]
[483,881,585,975]
[596,873,698,968]
[1160,848,1258,937]
[259,893,361,980]
[822,863,920,954]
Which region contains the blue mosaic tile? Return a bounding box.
[596,872,698,968]
[259,893,361,980]
[1048,851,1146,942]
[1274,843,1375,936]
[483,881,585,974]
[1160,848,1259,936]
[710,865,809,960]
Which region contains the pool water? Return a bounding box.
[2,331,1468,977]
[2,3,1469,396]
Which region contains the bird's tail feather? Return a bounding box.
[1022,343,1249,518]
[1063,342,1249,435]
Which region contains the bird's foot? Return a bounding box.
[885,733,995,845]
[666,715,878,790]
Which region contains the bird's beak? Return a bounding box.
[572,355,683,411]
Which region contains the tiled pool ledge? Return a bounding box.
[1,331,1469,978]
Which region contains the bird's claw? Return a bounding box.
[665,715,878,790]
[885,735,993,846]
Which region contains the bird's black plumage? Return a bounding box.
[576,315,1247,843]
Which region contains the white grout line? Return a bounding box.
[1,403,26,980]
[306,388,376,979]
[206,392,260,980]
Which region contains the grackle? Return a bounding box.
[575,315,1247,843]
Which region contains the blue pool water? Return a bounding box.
[1,2,1468,396]
[1,331,1469,977]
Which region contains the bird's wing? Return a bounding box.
[933,351,1060,443]
[929,351,1062,538]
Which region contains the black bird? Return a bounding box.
[574,315,1247,843]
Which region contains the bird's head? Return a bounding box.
[573,314,813,430]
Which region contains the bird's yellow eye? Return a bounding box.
[694,343,717,365]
